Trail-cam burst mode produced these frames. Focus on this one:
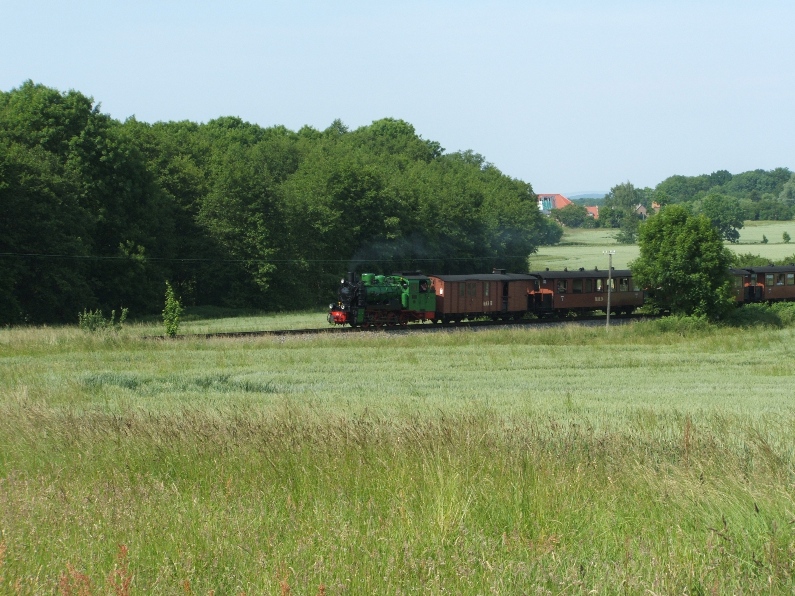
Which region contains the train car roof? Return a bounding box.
[530,269,633,279]
[427,273,540,282]
[741,265,795,273]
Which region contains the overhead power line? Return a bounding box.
[0,252,531,264]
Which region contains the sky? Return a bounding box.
[1,0,793,195]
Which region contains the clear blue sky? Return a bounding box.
[2,0,792,195]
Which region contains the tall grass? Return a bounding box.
[2,320,795,593]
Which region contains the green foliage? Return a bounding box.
[783,231,791,244]
[655,168,793,220]
[694,192,744,242]
[162,281,183,337]
[77,307,128,332]
[780,173,795,206]
[601,181,650,242]
[725,302,795,328]
[631,205,735,320]
[646,313,712,335]
[551,203,591,228]
[1,82,558,322]
[0,81,177,324]
[762,235,769,244]
[732,252,773,267]
[614,213,640,244]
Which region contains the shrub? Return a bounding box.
[725,302,795,328]
[162,282,183,337]
[648,313,712,335]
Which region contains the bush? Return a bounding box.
[648,314,712,335]
[770,301,795,326]
[725,302,795,328]
[78,308,128,332]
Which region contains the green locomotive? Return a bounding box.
[328,272,436,327]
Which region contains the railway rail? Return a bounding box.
[148,312,651,340]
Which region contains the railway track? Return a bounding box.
[149,313,651,340]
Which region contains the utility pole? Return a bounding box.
[604,250,615,329]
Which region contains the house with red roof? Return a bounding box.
[537,194,572,215]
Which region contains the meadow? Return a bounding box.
[2,313,795,594]
[531,221,795,270]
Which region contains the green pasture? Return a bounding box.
[2,315,795,594]
[531,220,795,270]
[178,309,327,335]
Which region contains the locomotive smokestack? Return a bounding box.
[347,271,356,284]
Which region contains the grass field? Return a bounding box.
[531,221,795,270]
[2,314,795,594]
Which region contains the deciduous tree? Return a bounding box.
[630,205,734,319]
[696,192,744,243]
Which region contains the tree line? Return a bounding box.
[552,168,795,243]
[0,81,562,324]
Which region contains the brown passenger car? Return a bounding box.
[740,266,795,303]
[427,272,539,323]
[528,268,644,315]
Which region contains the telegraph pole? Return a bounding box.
[604,250,615,329]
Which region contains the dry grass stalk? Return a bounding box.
[107,544,132,596]
[58,564,92,596]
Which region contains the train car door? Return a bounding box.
[467,281,478,312]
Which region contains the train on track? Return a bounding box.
[327,265,795,328]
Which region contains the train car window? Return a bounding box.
[766,274,775,286]
[484,283,490,297]
[777,274,785,285]
[573,279,582,294]
[788,273,794,285]
[734,276,743,289]
[585,279,593,293]
[619,278,629,292]
[609,279,615,291]
[557,280,567,293]
[595,279,604,292]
